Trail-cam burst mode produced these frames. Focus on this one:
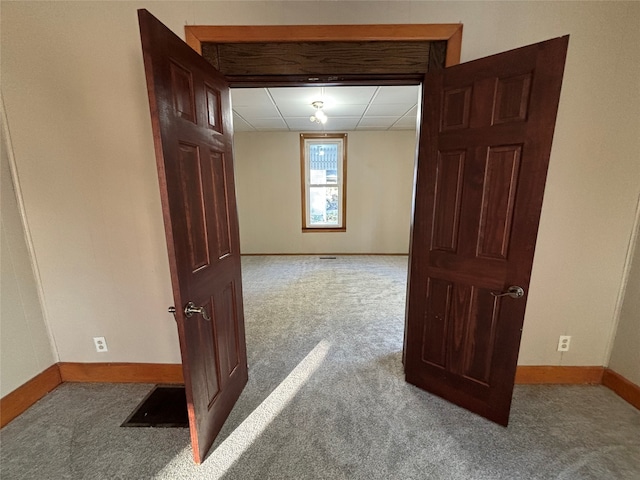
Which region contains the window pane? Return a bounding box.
[309,169,327,184]
[301,133,346,231]
[309,186,339,225]
[309,144,338,184]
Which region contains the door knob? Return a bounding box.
[490,286,525,299]
[184,301,211,321]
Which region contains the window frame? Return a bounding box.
[300,133,347,232]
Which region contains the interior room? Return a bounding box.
[232,85,419,254]
[1,1,639,477]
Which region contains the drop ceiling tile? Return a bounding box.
[268,87,323,105]
[248,118,288,130]
[390,116,418,129]
[373,85,420,104]
[320,118,360,131]
[231,88,272,107]
[233,113,255,132]
[404,105,419,117]
[356,125,389,131]
[285,117,328,131]
[234,104,281,119]
[358,116,397,128]
[277,103,319,117]
[388,126,417,131]
[324,104,368,116]
[230,85,421,132]
[366,104,415,116]
[323,86,377,105]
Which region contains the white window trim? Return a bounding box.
[300,133,347,231]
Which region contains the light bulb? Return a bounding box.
[310,101,328,124]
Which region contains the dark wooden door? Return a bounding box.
[138,9,247,463]
[405,37,568,426]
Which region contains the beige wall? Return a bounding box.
[609,206,640,386]
[1,2,639,370]
[1,107,56,396]
[234,131,416,254]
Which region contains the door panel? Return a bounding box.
[432,150,464,251]
[138,9,248,463]
[405,36,568,426]
[210,152,232,257]
[476,145,521,259]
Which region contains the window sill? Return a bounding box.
[302,227,346,233]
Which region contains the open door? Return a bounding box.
[138,10,248,463]
[405,37,569,425]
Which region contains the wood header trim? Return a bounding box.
[515,366,604,384]
[186,24,463,44]
[445,25,463,67]
[603,368,640,411]
[58,362,184,384]
[1,364,62,428]
[185,27,203,55]
[185,24,463,68]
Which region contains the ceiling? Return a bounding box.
[231,85,420,132]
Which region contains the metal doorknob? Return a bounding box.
[184,301,211,321]
[490,285,525,299]
[167,303,211,321]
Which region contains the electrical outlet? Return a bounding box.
[93,336,108,353]
[557,335,571,352]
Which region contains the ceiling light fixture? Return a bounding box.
[310,100,327,124]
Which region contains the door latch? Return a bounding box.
[184,302,211,321]
[168,303,211,321]
[490,285,525,299]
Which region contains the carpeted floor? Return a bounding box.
[1,256,639,479]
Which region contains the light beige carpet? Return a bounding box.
[2,256,639,479]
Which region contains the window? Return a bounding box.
[300,133,347,231]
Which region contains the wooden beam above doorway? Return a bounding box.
[184,24,463,83]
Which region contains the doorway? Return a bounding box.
[184,22,455,350]
[141,13,568,459]
[186,23,454,268]
[191,23,450,370]
[140,17,458,462]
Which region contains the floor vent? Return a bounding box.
[319,256,337,260]
[121,385,188,428]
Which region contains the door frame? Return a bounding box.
[184,24,463,69]
[182,22,463,357]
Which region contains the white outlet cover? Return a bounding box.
[557,335,571,352]
[93,336,108,353]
